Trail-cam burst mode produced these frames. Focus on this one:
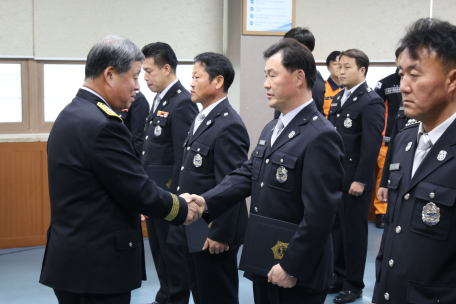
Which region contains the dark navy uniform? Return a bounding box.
[140,80,198,304]
[117,91,150,156]
[380,106,420,188]
[170,97,249,304]
[274,70,325,118]
[202,101,344,303]
[327,82,385,292]
[373,119,456,303]
[40,89,188,297]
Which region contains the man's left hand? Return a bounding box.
[202,238,229,254]
[349,181,365,196]
[267,264,297,288]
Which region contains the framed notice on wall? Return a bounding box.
[243,0,296,36]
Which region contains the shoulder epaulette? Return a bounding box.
[97,102,123,122]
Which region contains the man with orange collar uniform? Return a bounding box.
[371,47,404,229]
[323,51,343,117]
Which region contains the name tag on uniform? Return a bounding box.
[390,163,400,171]
[331,103,338,107]
[259,140,266,146]
[399,106,405,111]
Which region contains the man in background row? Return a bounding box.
[40,35,200,304]
[274,27,326,118]
[371,46,405,229]
[323,51,342,118]
[328,49,385,303]
[140,42,198,304]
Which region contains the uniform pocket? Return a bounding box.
[114,228,141,251]
[407,281,456,303]
[268,151,298,192]
[339,111,359,134]
[385,172,403,223]
[186,141,210,174]
[410,182,456,240]
[251,146,266,181]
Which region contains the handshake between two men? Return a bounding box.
[180,193,206,225]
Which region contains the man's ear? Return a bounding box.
[359,67,366,78]
[163,64,171,76]
[103,66,115,87]
[214,75,225,91]
[447,68,456,95]
[295,69,305,88]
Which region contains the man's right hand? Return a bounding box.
[377,187,388,203]
[180,193,207,210]
[180,193,206,225]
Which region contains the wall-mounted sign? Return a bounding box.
[243,0,296,36]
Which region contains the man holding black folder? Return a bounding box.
[140,42,198,304]
[185,39,345,304]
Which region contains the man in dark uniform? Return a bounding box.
[117,91,150,155]
[327,49,385,303]
[140,42,199,304]
[185,38,345,304]
[39,35,201,304]
[371,47,405,229]
[170,52,249,304]
[373,18,456,304]
[274,27,325,118]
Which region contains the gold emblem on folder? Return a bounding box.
[166,179,172,189]
[271,241,289,260]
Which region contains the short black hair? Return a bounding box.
[326,51,341,66]
[400,18,456,73]
[263,38,317,90]
[141,42,178,73]
[395,46,405,59]
[340,49,370,77]
[194,52,235,93]
[284,27,315,52]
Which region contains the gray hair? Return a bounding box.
[85,35,145,80]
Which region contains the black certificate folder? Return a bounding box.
[145,165,173,191]
[239,214,298,277]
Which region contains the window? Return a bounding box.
[0,63,22,123]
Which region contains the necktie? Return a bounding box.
[152,94,161,113]
[271,118,284,147]
[412,132,432,177]
[341,90,352,106]
[193,112,206,135]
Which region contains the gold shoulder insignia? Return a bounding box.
[96,102,123,122]
[271,241,289,259]
[164,193,180,222]
[208,222,213,228]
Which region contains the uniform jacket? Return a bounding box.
[117,91,150,156]
[202,101,345,292]
[39,89,188,294]
[170,98,249,246]
[327,82,385,191]
[373,120,456,303]
[375,69,402,146]
[141,80,198,194]
[380,106,420,188]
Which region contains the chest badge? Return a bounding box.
[344,118,352,128]
[405,142,412,151]
[154,125,162,136]
[276,166,288,183]
[422,202,440,226]
[193,154,203,168]
[437,150,447,161]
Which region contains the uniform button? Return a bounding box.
[396,226,401,234]
[142,151,145,155]
[256,151,259,155]
[389,259,394,267]
[149,121,152,124]
[177,186,180,191]
[187,147,190,150]
[197,148,200,152]
[384,293,390,300]
[337,114,340,117]
[388,180,391,185]
[157,120,160,123]
[261,182,264,188]
[404,193,410,200]
[146,136,148,139]
[181,166,184,170]
[254,207,258,212]
[335,127,337,130]
[280,159,284,163]
[349,158,352,161]
[430,192,435,199]
[129,242,133,248]
[265,159,269,164]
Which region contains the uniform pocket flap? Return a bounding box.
[271,151,298,169]
[115,228,141,251]
[191,141,210,156]
[340,110,358,119]
[407,281,456,304]
[387,172,403,190]
[253,146,266,158]
[415,182,456,207]
[152,116,167,126]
